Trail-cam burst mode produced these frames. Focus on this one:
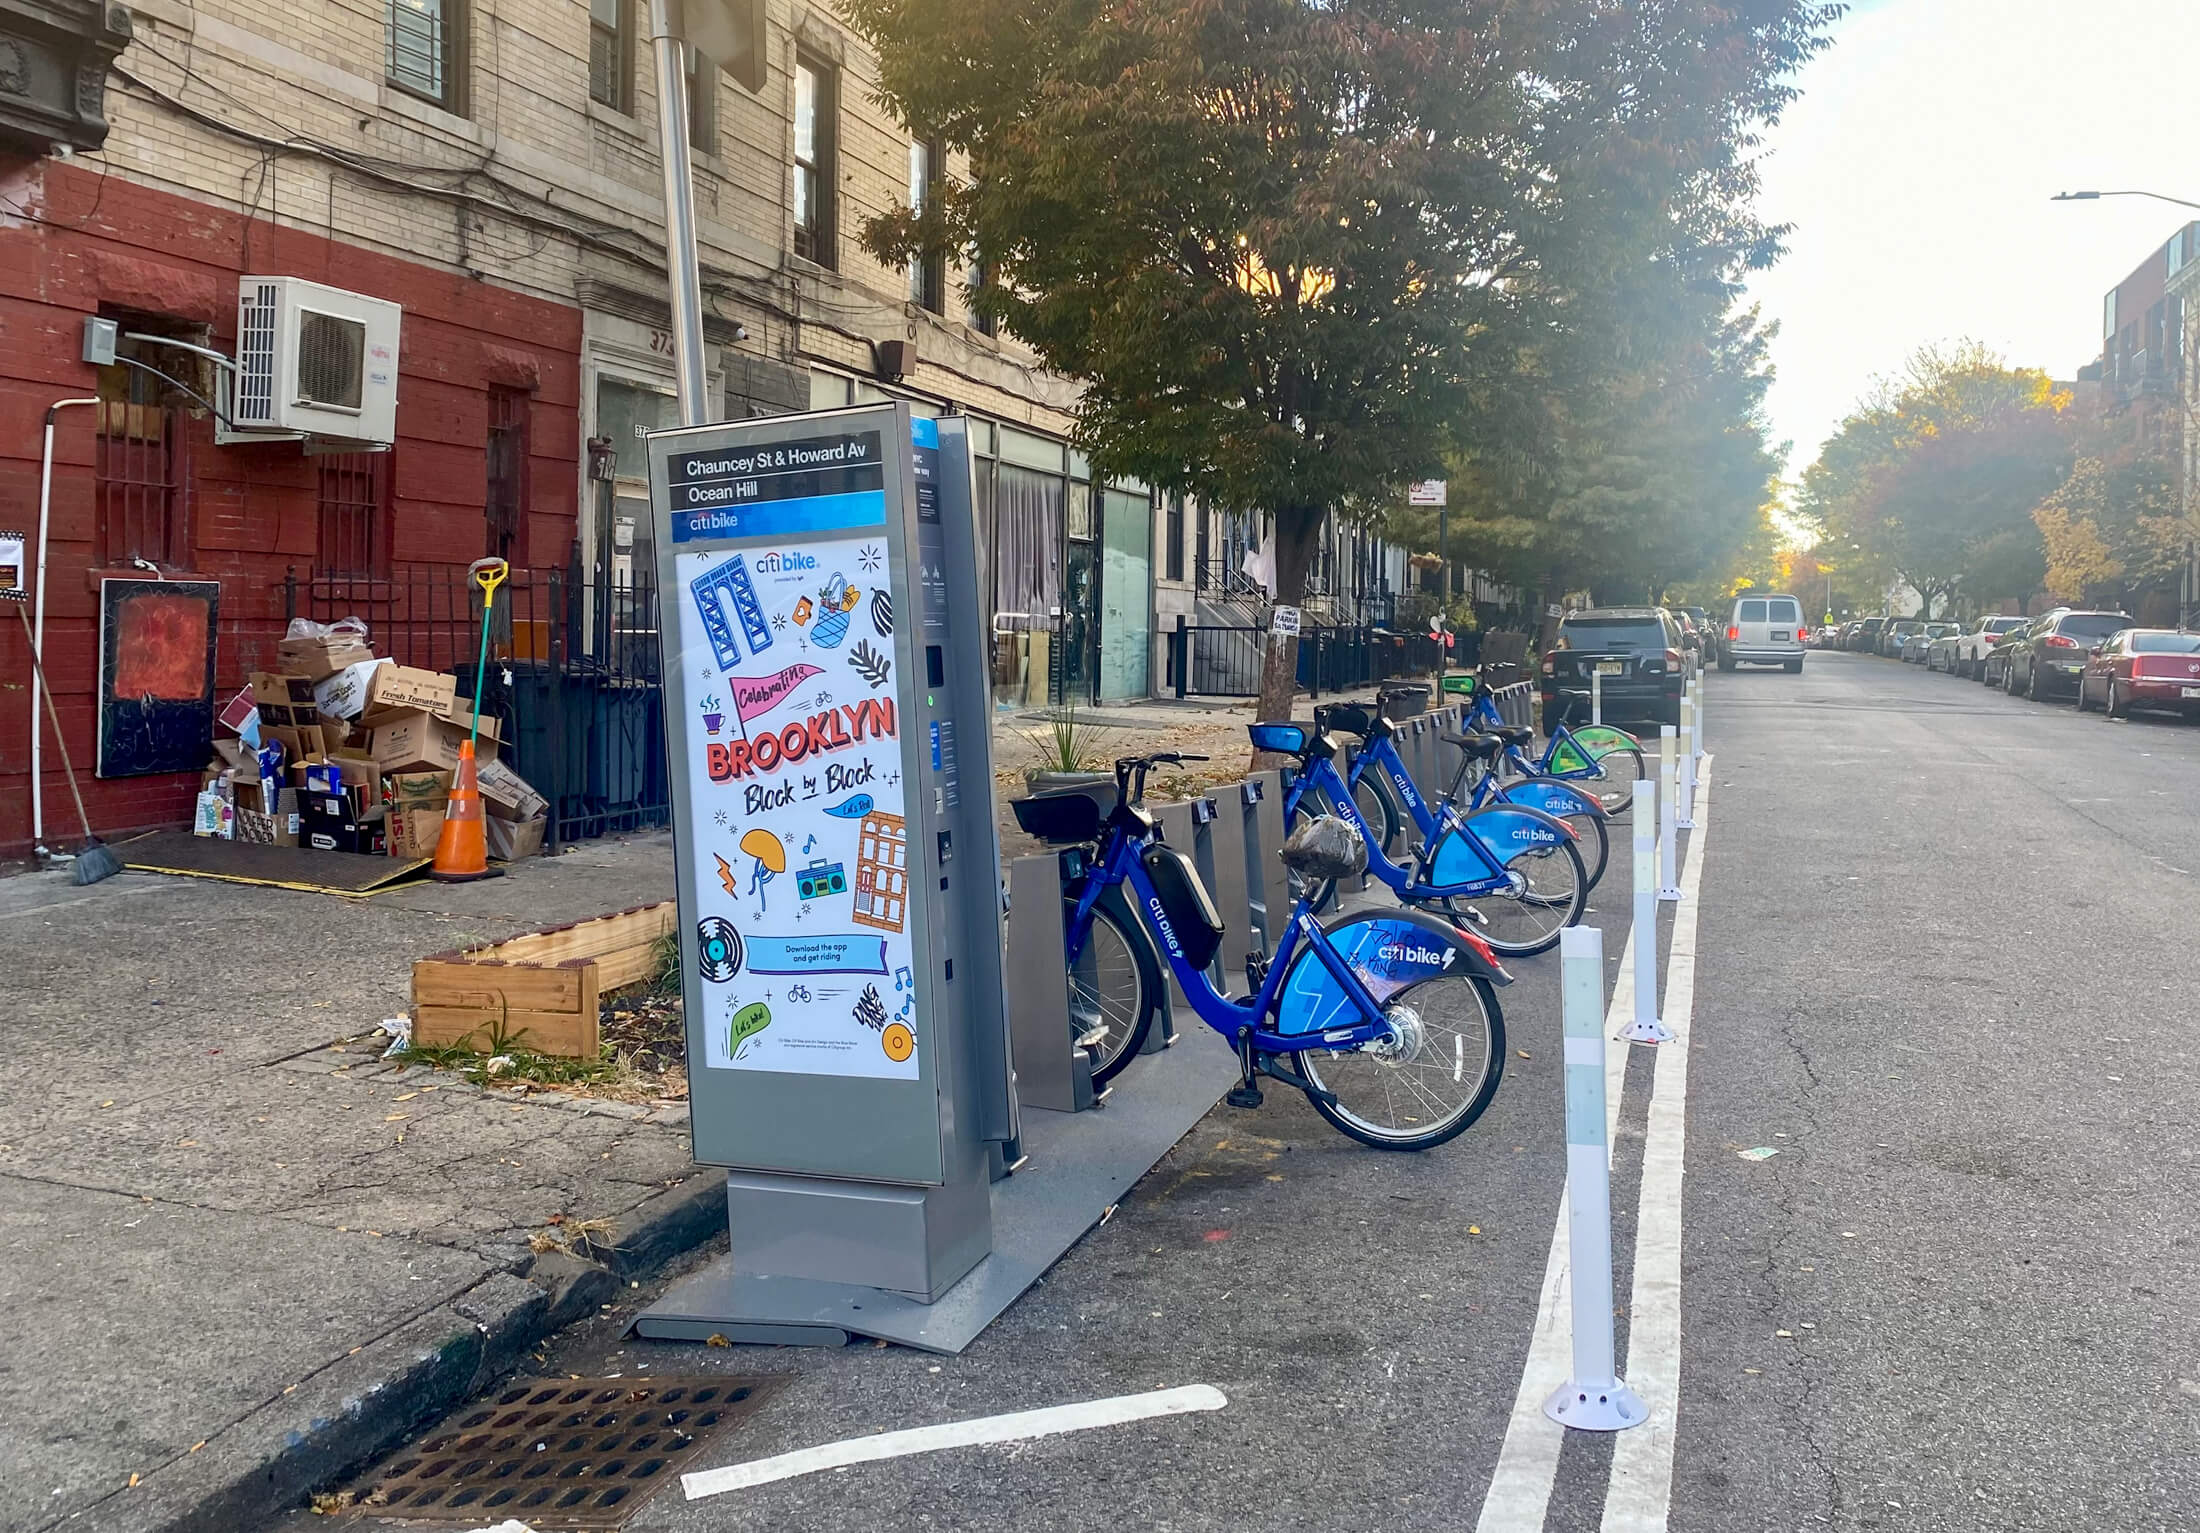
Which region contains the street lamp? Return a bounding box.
[2052,189,2200,212]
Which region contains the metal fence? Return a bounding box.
[285,554,669,849]
[1171,621,1446,699]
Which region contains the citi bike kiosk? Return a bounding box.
[634,403,1236,1352]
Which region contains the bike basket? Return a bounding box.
[1011,791,1105,845]
[1314,702,1374,738]
[1279,814,1368,882]
[1249,721,1308,754]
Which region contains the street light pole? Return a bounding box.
[2052,189,2200,211]
[649,0,709,427]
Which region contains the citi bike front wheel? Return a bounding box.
[1295,939,1506,1150]
[1064,882,1159,1086]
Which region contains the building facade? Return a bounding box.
[1,0,1174,854]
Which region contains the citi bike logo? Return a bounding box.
[1145,896,1184,957]
[753,551,818,573]
[1513,826,1559,846]
[1376,941,1456,970]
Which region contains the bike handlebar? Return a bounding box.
[1111,752,1211,808]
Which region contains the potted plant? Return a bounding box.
[1018,699,1115,794]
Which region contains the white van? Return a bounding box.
[1720,592,1805,673]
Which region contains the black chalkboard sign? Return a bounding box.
[97,577,220,779]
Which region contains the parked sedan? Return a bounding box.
[2000,609,2136,702]
[1957,615,2028,680]
[1878,618,1926,656]
[2074,629,2200,719]
[1924,623,1969,672]
[1902,622,1957,665]
[1848,616,1886,652]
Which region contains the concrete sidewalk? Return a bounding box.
[0,834,715,1533]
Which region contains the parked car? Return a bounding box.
[1677,605,1718,665]
[2075,629,2200,719]
[1878,617,1926,657]
[1848,616,1885,652]
[1909,624,1962,668]
[1814,623,1849,650]
[1999,609,2136,701]
[1540,607,1688,733]
[1673,610,1708,669]
[1920,623,1966,670]
[1956,615,2028,680]
[1719,591,1805,673]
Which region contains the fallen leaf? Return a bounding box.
[127,1473,140,1488]
[393,1092,418,1102]
[99,1100,114,1109]
[705,1334,730,1348]
[384,1114,408,1122]
[189,1441,206,1453]
[1515,1049,1531,1059]
[1468,1225,1482,1235]
[177,1139,198,1148]
[1743,1367,1762,1376]
[1775,1329,1794,1338]
[1738,1147,1779,1162]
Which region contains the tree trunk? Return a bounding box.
[1251,506,1322,767]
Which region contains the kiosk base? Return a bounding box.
[635,1021,1241,1355]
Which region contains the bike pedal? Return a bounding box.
[1224,1082,1264,1109]
[1073,1025,1111,1050]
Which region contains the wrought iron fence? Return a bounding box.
[1172,622,1446,699]
[285,553,669,849]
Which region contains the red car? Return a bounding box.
[2075,629,2200,718]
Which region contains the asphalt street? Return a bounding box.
[304,650,2200,1532]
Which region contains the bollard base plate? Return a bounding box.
[1621,1017,1673,1044]
[1543,1376,1649,1432]
[1658,887,1682,902]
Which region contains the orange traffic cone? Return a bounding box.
[429,739,501,882]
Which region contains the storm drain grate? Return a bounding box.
[347,1375,781,1528]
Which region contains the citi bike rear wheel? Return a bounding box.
[1577,744,1648,814]
[1297,965,1505,1151]
[1456,834,1587,958]
[1064,883,1158,1085]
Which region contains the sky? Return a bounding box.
[1746,0,2200,487]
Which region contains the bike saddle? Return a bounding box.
[1491,725,1535,747]
[1443,730,1505,759]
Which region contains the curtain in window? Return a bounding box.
[993,463,1063,621]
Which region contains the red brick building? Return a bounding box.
[1,157,582,857]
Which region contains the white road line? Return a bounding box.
[1602,766,1712,1532]
[680,1384,1227,1499]
[1472,868,1642,1533]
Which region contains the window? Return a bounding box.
[316,453,391,579]
[688,45,717,153]
[486,388,530,562]
[589,0,632,112]
[388,0,463,112]
[1769,598,1800,623]
[1737,599,1768,622]
[94,334,192,569]
[1165,494,1185,582]
[907,139,944,311]
[968,256,996,336]
[793,55,837,267]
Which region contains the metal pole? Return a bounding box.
[30,398,99,860]
[648,0,709,426]
[1658,724,1681,902]
[1622,778,1670,1044]
[1544,922,1648,1431]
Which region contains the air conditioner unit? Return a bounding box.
[226,276,400,445]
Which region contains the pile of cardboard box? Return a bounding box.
[196,619,549,863]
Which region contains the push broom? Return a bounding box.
[429,557,510,883]
[13,598,121,885]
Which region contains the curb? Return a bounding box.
[121,1169,728,1533]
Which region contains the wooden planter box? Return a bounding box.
[410,901,676,1057]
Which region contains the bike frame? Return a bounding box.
[1340,726,1598,849]
[1064,818,1399,1057]
[1284,752,1522,901]
[1470,689,1627,781]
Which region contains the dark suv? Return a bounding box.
[1848,616,1885,652]
[2000,609,2135,702]
[1539,607,1686,734]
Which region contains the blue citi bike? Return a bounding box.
[1465,683,1647,813]
[1013,750,1511,1150]
[1272,719,1589,958]
[1310,690,1612,890]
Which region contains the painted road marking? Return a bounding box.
[1474,758,1713,1532]
[681,1384,1228,1499]
[1602,770,1711,1532]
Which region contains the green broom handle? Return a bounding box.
[465,558,510,752]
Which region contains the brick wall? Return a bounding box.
[0,160,582,857]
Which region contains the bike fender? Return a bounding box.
[1448,804,1573,875]
[1497,777,1606,822]
[1276,909,1508,1037]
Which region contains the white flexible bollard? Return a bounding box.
[1591,668,1603,727]
[1677,693,1698,830]
[1622,778,1671,1044]
[1691,677,1705,765]
[1657,725,1681,901]
[1544,922,1649,1432]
